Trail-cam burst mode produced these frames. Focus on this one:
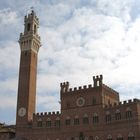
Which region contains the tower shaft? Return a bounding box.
[16,10,41,127]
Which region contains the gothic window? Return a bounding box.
[128,136,135,140]
[83,114,89,124]
[34,24,36,34]
[128,132,135,140]
[74,118,80,125]
[27,23,30,31]
[117,134,123,140]
[46,120,51,128]
[93,113,99,124]
[37,119,42,127]
[95,136,99,140]
[115,110,121,120]
[126,108,133,119]
[65,119,71,125]
[107,135,113,140]
[105,113,112,123]
[55,120,60,128]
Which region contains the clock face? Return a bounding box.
[18,107,26,117]
[76,97,85,107]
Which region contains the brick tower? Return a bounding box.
[16,10,41,130]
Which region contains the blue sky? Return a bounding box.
[0,0,140,124]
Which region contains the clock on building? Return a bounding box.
[76,97,85,107]
[18,107,26,117]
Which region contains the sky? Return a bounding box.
[0,0,140,124]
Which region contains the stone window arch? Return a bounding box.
[83,114,89,124]
[74,115,80,125]
[85,136,89,140]
[107,135,113,140]
[128,132,135,140]
[46,118,51,128]
[37,118,43,127]
[27,23,30,31]
[55,117,60,127]
[115,109,121,120]
[126,108,133,119]
[65,116,71,125]
[93,113,99,124]
[95,136,99,140]
[117,134,123,140]
[105,111,111,123]
[34,24,36,34]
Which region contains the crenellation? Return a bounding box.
[88,84,92,88]
[93,74,103,87]
[119,102,122,105]
[56,111,60,115]
[83,85,87,89]
[79,86,82,90]
[61,75,103,94]
[74,87,77,91]
[60,81,69,93]
[123,101,127,104]
[128,99,132,103]
[104,99,140,109]
[34,111,61,118]
[69,88,72,92]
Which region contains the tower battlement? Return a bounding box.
[24,10,39,25]
[60,75,104,94]
[104,98,140,109]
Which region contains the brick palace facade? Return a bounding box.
[16,11,140,140]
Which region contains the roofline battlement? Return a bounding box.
[104,98,140,109]
[33,111,60,117]
[60,75,104,94]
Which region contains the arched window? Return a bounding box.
[65,116,71,125]
[83,114,89,124]
[46,118,51,128]
[34,24,36,34]
[95,136,99,140]
[117,134,123,140]
[55,117,60,128]
[93,113,99,124]
[27,23,30,31]
[85,136,89,140]
[126,108,133,119]
[105,111,112,123]
[128,132,135,140]
[37,118,43,127]
[74,116,80,125]
[115,110,121,120]
[107,135,113,140]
